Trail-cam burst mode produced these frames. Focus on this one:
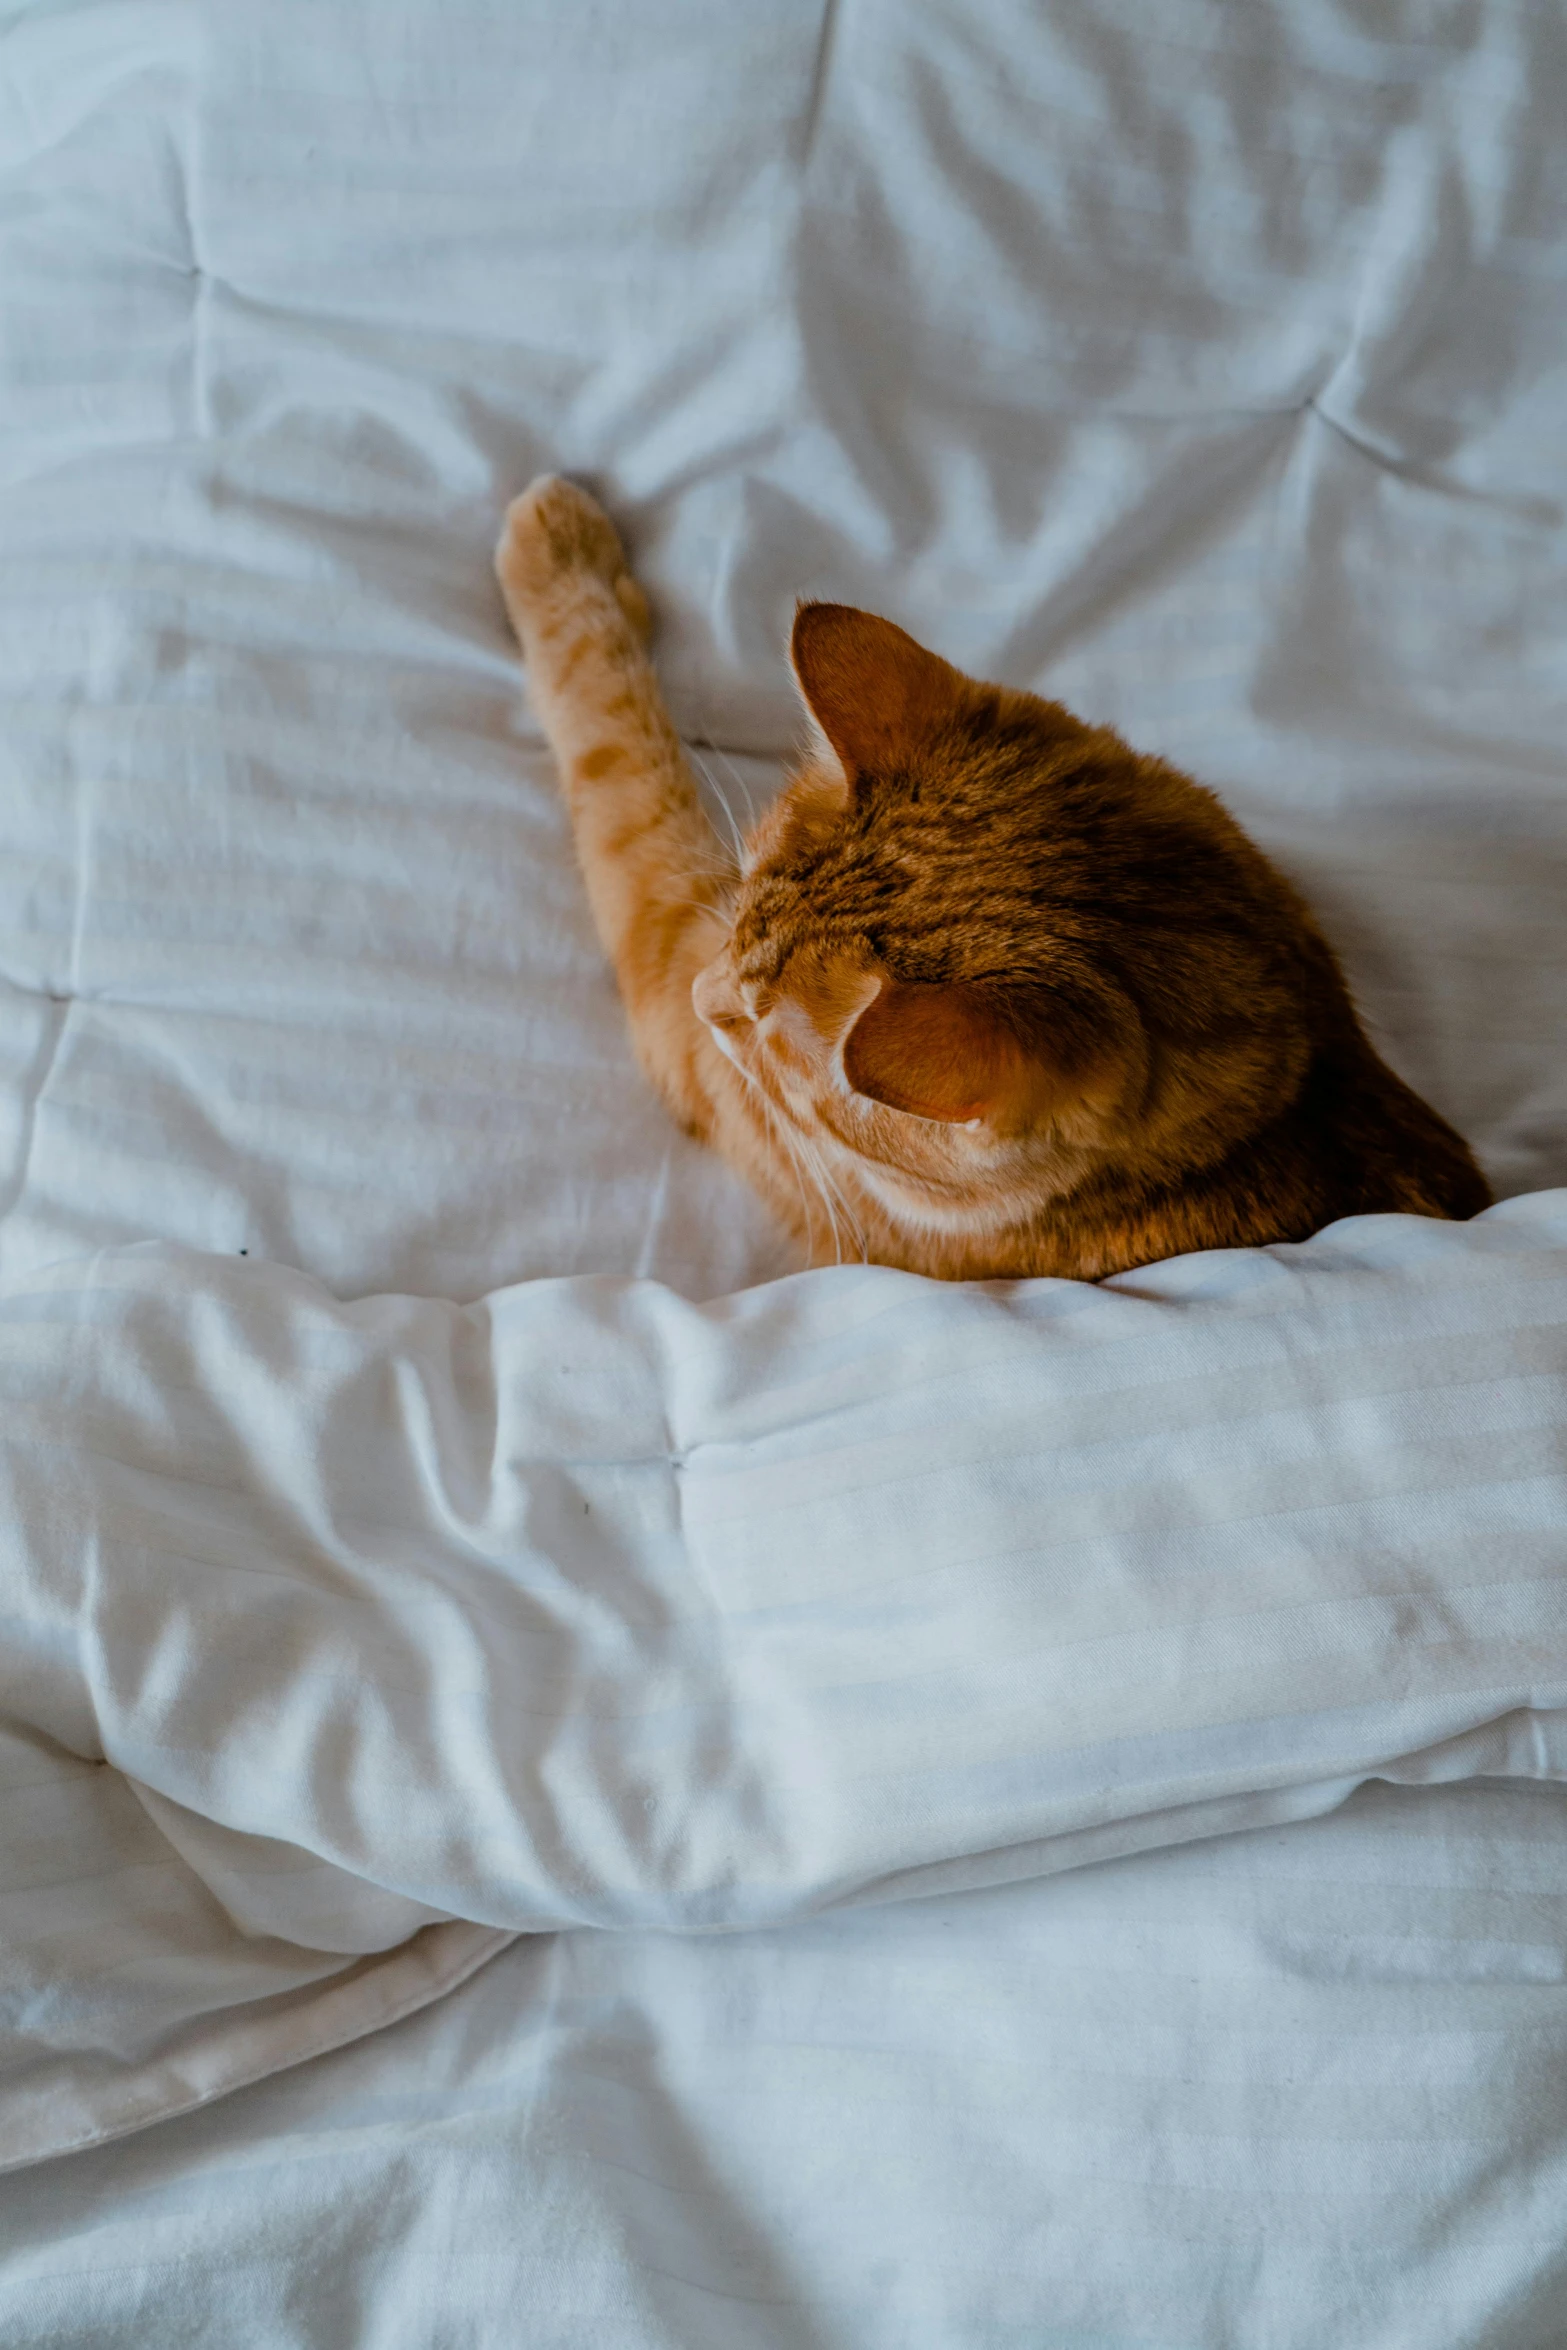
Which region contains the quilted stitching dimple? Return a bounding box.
[0,3,201,489]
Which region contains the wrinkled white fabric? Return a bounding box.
[0,0,1563,1316]
[2,0,1566,2341]
[2,1197,1566,2175]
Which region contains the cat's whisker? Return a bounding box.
[770,1096,849,1267]
[790,1127,842,1264]
[685,848,743,894]
[651,894,738,923]
[509,483,1490,1288]
[726,1050,829,1259]
[693,709,762,809]
[687,744,749,873]
[758,1084,823,1255]
[705,734,762,826]
[796,1130,868,1265]
[773,1110,829,1260]
[743,1049,866,1268]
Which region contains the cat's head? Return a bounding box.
[691,605,1319,1234]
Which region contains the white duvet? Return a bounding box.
[2,0,1566,2343]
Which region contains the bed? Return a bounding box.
[2,0,1565,2341]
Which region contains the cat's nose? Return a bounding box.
[692,964,753,1031]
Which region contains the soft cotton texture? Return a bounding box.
[2,0,1566,2342]
[3,1198,1563,2172]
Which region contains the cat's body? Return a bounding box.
[496,476,1490,1280]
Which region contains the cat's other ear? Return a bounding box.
[790,605,970,784]
[842,979,1047,1127]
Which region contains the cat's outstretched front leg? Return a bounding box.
[495,475,734,1140]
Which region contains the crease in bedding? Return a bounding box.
[1,1194,1564,2166]
[2,0,1566,2338]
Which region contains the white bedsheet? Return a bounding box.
[3,1200,1564,2175]
[2,0,1566,2341]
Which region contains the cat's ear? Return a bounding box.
[842,980,1043,1126]
[790,605,969,784]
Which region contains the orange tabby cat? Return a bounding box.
[496,474,1491,1280]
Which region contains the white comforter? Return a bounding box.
[2,0,1565,2342]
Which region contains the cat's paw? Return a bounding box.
[496,476,650,641]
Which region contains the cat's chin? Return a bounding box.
[839,1129,1089,1239]
[852,1167,1010,1237]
